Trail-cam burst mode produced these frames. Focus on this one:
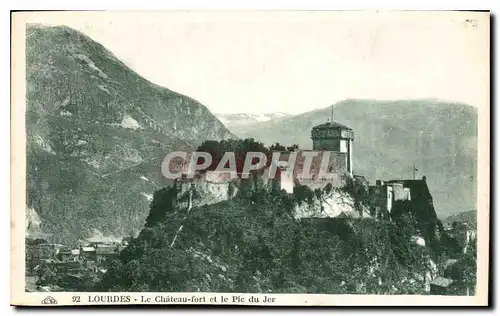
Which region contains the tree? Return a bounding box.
[99,167,441,295]
[196,138,270,174]
[269,143,286,151]
[144,186,179,228]
[286,144,300,152]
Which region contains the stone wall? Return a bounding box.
[176,172,239,209]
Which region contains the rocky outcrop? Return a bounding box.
[293,188,370,219]
[174,170,371,221]
[25,206,51,240]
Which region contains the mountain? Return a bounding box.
[233,99,477,217]
[25,24,234,242]
[215,113,290,135]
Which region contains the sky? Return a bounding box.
[19,11,489,114]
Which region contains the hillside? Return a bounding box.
[97,186,435,294]
[25,24,234,242]
[234,99,478,217]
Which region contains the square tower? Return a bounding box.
[311,121,354,174]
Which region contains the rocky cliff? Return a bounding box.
[173,170,368,223]
[293,188,369,219]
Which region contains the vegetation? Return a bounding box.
[92,138,475,295]
[194,139,300,178]
[447,246,477,295]
[97,185,434,294]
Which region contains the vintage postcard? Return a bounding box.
[10,11,490,306]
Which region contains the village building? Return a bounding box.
[26,235,129,292]
[95,244,119,263]
[430,276,454,295]
[58,247,80,262]
[79,246,97,261]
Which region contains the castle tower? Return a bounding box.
[311,121,354,175]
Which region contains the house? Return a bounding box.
[95,245,118,263]
[79,246,96,261]
[430,277,454,295]
[58,247,80,262]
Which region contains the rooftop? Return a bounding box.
[96,246,118,255]
[312,121,352,130]
[431,277,454,287]
[385,178,427,185]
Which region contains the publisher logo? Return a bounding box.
[41,296,58,305]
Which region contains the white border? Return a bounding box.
[4,2,495,314]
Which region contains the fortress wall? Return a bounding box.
[176,172,239,208]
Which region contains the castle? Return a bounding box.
[172,119,357,210]
[173,115,438,225]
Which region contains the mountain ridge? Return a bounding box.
[214,112,291,136]
[26,24,234,242]
[231,99,477,217]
